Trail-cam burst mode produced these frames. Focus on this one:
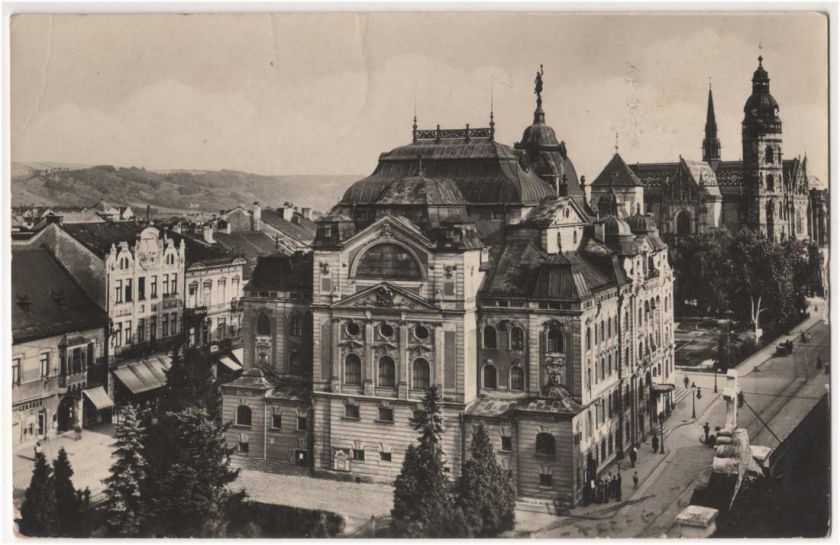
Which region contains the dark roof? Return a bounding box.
[248,253,313,292]
[375,175,466,206]
[260,209,317,244]
[170,232,238,268]
[61,222,147,258]
[592,153,644,188]
[12,249,106,343]
[340,136,555,206]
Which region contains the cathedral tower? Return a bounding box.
[702,83,721,167]
[742,54,785,241]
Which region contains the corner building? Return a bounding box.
[226,73,676,506]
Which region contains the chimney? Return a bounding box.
[581,175,591,206]
[301,207,312,220]
[281,206,295,222]
[203,224,215,244]
[252,202,262,231]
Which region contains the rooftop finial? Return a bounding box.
[489,75,496,139]
[533,64,546,124]
[709,76,712,91]
[758,41,763,66]
[615,132,619,153]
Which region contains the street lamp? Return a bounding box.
[658,413,665,454]
[713,368,718,393]
[691,382,697,419]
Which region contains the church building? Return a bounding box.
[591,55,822,244]
[223,67,676,507]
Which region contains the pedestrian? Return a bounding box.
[633,471,639,490]
[611,473,619,500]
[589,479,596,504]
[629,445,637,467]
[703,422,710,444]
[615,472,621,501]
[683,375,690,390]
[651,435,659,453]
[33,441,42,459]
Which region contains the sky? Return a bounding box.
[10,11,829,185]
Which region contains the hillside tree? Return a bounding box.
[102,403,147,537]
[19,452,57,537]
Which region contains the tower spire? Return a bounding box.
[702,80,721,165]
[489,75,495,139]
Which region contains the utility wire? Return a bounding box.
[740,397,784,445]
[693,384,827,401]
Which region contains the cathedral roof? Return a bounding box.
[340,132,555,207]
[592,153,644,188]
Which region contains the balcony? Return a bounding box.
[57,371,86,390]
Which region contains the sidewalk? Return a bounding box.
[12,424,116,507]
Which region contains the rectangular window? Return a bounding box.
[295,449,308,466]
[162,315,169,337]
[125,278,133,302]
[113,323,122,347]
[539,474,553,487]
[297,416,307,431]
[171,273,178,295]
[138,277,145,300]
[271,414,282,429]
[501,436,512,452]
[162,274,169,296]
[218,318,227,340]
[238,441,249,455]
[150,316,157,340]
[138,319,145,342]
[12,358,21,385]
[345,405,360,419]
[115,280,123,303]
[86,343,94,371]
[72,347,82,374]
[380,452,392,462]
[352,449,365,462]
[150,275,158,298]
[378,407,394,422]
[125,320,132,345]
[171,313,178,336]
[40,353,50,378]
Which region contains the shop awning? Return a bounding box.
[219,356,243,372]
[82,386,114,410]
[112,356,171,395]
[652,383,676,393]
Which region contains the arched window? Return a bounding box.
[608,353,613,375]
[289,314,301,337]
[166,252,175,265]
[547,328,564,353]
[639,342,644,360]
[289,349,301,375]
[608,318,612,338]
[510,366,525,391]
[766,174,775,192]
[765,145,774,163]
[586,328,592,350]
[412,358,430,389]
[483,325,497,349]
[536,432,556,456]
[600,357,606,380]
[345,354,361,385]
[378,356,396,387]
[600,321,605,342]
[483,365,497,389]
[586,368,592,390]
[356,243,421,280]
[573,230,578,244]
[236,405,252,427]
[511,327,525,351]
[556,232,562,252]
[119,256,129,270]
[676,209,692,236]
[256,312,271,336]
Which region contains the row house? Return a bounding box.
[12,248,109,446]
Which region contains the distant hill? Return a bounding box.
[10,162,362,213]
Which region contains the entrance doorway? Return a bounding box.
[57,396,76,432]
[37,410,46,437]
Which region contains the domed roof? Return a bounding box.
[627,212,657,234]
[743,56,781,130]
[375,175,466,206]
[519,122,560,149]
[602,215,632,237]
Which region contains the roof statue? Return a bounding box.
[534,64,544,101]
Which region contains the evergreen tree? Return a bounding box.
[103,403,147,537]
[19,452,57,537]
[142,408,244,537]
[391,386,468,537]
[455,424,516,536]
[157,345,218,416]
[52,447,83,536]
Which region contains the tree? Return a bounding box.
[157,345,218,416]
[103,403,147,537]
[141,408,244,537]
[19,452,57,537]
[455,424,516,536]
[52,448,83,536]
[391,386,468,537]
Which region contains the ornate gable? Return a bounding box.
[331,282,440,311]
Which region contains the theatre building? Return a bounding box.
[223,68,676,505]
